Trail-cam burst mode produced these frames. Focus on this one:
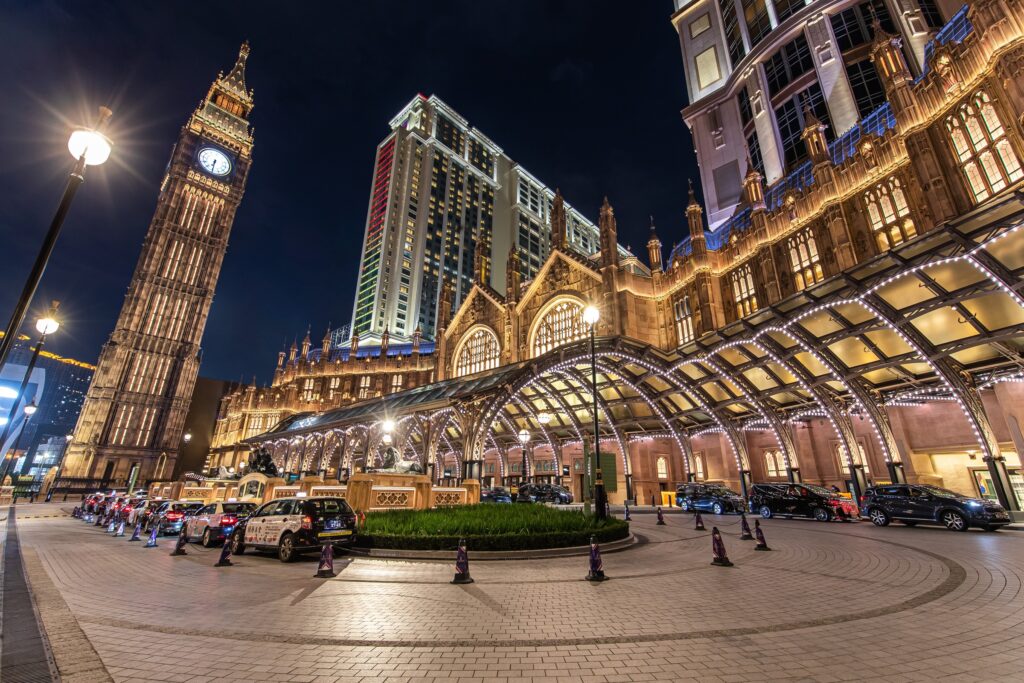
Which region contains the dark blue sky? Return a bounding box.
[0,1,699,384]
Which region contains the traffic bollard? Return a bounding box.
[315,542,335,578]
[170,527,188,556]
[450,538,474,584]
[754,519,771,551]
[710,526,733,567]
[739,513,753,540]
[144,525,159,548]
[623,503,631,521]
[694,511,706,530]
[585,535,607,582]
[115,520,126,537]
[216,533,235,567]
[128,522,142,542]
[656,507,666,525]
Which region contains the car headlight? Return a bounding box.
[965,501,982,508]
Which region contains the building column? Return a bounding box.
[808,12,860,136]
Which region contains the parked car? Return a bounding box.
[230,497,357,562]
[153,501,205,535]
[184,502,257,546]
[748,483,858,521]
[480,487,513,503]
[675,483,745,514]
[860,483,1010,531]
[517,483,573,504]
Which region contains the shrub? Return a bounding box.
[354,504,629,551]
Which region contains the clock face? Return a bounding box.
[197,147,232,177]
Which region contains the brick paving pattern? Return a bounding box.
[10,503,1024,681]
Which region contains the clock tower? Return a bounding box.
[64,43,255,485]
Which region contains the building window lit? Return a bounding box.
[301,378,317,402]
[730,264,758,319]
[674,295,695,345]
[765,449,786,478]
[864,176,916,251]
[454,327,500,377]
[656,457,668,479]
[532,299,587,357]
[946,90,1023,204]
[390,374,403,393]
[357,375,372,400]
[787,228,823,290]
[690,452,706,481]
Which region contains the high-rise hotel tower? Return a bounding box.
[350,94,637,345]
[671,0,961,231]
[64,44,254,484]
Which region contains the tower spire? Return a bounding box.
[550,188,567,251]
[599,197,619,268]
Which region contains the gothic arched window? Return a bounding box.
[864,176,916,251]
[454,327,500,378]
[532,298,587,357]
[656,457,669,479]
[764,449,786,478]
[690,452,706,481]
[946,90,1023,203]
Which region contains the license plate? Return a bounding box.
[319,530,352,537]
[325,519,341,530]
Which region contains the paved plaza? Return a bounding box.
[0,504,1020,682]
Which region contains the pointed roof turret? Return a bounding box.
[550,188,567,251]
[220,41,252,103]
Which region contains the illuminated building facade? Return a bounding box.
[207,328,435,472]
[350,94,637,347]
[63,43,255,487]
[245,2,1024,520]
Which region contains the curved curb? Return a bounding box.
[345,533,637,561]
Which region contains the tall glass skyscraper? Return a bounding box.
[350,94,632,345]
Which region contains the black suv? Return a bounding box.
[748,483,859,521]
[516,483,573,504]
[675,483,744,514]
[860,484,1010,531]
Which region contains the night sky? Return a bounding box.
[0,1,699,385]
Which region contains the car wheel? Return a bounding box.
[941,510,968,532]
[868,508,890,527]
[679,500,689,512]
[759,505,773,519]
[712,502,724,515]
[230,532,245,555]
[201,528,214,548]
[813,507,832,522]
[278,533,297,562]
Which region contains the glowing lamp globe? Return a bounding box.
[68,128,112,166]
[582,305,600,326]
[23,402,37,417]
[537,412,552,425]
[517,429,530,445]
[36,315,59,336]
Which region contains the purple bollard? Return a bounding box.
[656,507,666,525]
[170,525,188,556]
[623,503,631,521]
[739,513,753,540]
[754,520,771,551]
[128,522,142,542]
[216,532,235,567]
[694,511,706,531]
[314,542,335,577]
[115,520,126,537]
[144,525,159,548]
[710,526,733,567]
[585,535,607,582]
[450,538,473,584]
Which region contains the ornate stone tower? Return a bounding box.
[64,43,254,484]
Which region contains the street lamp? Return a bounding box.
[182,432,193,444]
[517,428,530,484]
[537,412,552,425]
[381,419,394,445]
[0,302,60,462]
[0,108,112,373]
[581,304,608,520]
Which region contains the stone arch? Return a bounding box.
[527,295,589,358]
[452,324,502,378]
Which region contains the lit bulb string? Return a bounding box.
[977,370,1024,390]
[689,356,791,472]
[668,227,1024,465]
[882,385,954,405]
[557,366,630,472]
[724,337,860,470]
[531,373,587,446]
[509,394,559,469]
[591,359,690,479]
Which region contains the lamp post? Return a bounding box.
[537,412,553,484]
[46,433,74,502]
[582,304,608,520]
[517,429,530,485]
[0,302,60,460]
[0,109,111,374]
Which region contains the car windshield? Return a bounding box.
[307,498,353,515]
[802,484,836,496]
[222,503,255,514]
[916,485,966,499]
